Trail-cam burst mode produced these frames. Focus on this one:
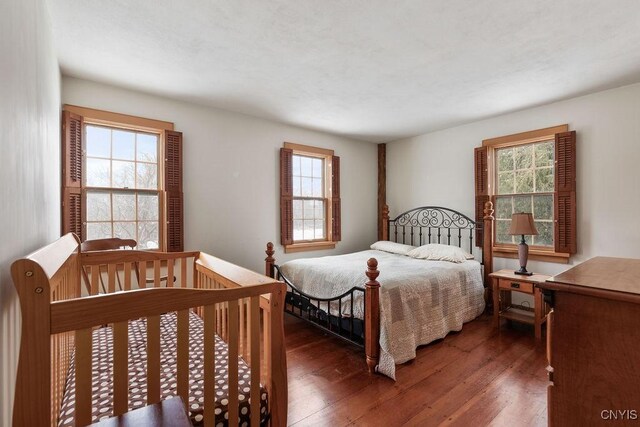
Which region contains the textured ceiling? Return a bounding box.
[49,0,640,142]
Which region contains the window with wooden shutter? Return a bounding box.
[281,143,338,253]
[60,105,182,251]
[478,125,576,263]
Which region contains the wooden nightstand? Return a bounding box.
[489,269,551,340]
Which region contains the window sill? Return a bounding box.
[493,246,570,264]
[284,241,336,254]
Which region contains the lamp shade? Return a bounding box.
[508,212,538,236]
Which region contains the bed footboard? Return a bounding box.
[12,235,287,427]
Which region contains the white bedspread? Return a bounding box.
[280,250,485,379]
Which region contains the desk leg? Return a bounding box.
[534,287,543,340]
[492,278,500,327]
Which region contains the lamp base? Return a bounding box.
[514,268,534,276]
[515,238,532,276]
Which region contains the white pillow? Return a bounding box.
[370,241,416,256]
[407,244,474,263]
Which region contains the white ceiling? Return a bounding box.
[49,1,640,142]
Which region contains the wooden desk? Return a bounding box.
[490,269,550,340]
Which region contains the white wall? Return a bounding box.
[0,0,61,424]
[62,77,378,272]
[388,82,640,277]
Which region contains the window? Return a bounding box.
[84,125,161,249]
[475,125,576,262]
[280,143,341,253]
[61,105,184,252]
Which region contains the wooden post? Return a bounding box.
[11,260,51,427]
[364,258,380,373]
[483,200,494,288]
[269,282,288,427]
[265,242,275,278]
[381,204,389,241]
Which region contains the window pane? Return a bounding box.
[293,199,303,220]
[497,147,513,172]
[138,194,159,220]
[303,220,314,240]
[86,126,110,158]
[112,160,135,188]
[312,178,323,197]
[514,145,533,170]
[137,222,159,249]
[535,168,554,192]
[136,163,158,189]
[515,170,534,193]
[293,220,303,241]
[136,133,158,162]
[87,222,112,240]
[533,221,553,246]
[114,222,136,240]
[314,220,324,239]
[112,130,135,160]
[312,158,323,178]
[86,191,111,221]
[300,157,312,177]
[86,158,111,187]
[303,200,314,219]
[314,200,325,219]
[533,195,553,220]
[301,177,313,197]
[497,172,514,194]
[514,195,532,213]
[292,177,301,197]
[495,197,512,220]
[292,155,301,176]
[113,193,135,221]
[535,141,554,167]
[496,220,513,244]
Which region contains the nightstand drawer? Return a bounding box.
[499,279,533,294]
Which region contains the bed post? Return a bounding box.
[265,242,275,278]
[11,260,51,427]
[381,204,389,241]
[482,200,494,287]
[365,258,380,373]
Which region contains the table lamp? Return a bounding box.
[509,212,538,276]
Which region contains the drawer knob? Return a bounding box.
[511,282,520,289]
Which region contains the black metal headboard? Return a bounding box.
[388,206,481,255]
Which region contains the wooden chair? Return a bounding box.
[81,238,174,293]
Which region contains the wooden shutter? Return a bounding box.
[554,131,577,254]
[165,130,184,251]
[474,147,488,247]
[280,148,293,245]
[61,111,84,239]
[331,155,341,242]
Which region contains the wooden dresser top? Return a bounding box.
[543,257,640,297]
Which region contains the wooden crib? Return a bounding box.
[11,233,287,427]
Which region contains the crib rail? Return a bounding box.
[11,234,287,427]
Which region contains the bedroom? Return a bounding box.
[2,0,640,426]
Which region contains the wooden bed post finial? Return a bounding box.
[482,201,494,288]
[265,242,275,278]
[365,258,381,374]
[381,204,389,241]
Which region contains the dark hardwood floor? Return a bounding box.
[284,314,547,427]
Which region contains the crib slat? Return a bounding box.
[167,259,174,287]
[154,260,161,287]
[203,305,216,427]
[113,321,128,415]
[262,299,271,395]
[227,299,239,427]
[90,265,100,295]
[75,328,93,426]
[138,261,147,288]
[250,296,261,427]
[147,315,161,404]
[239,299,246,359]
[108,264,117,293]
[177,309,190,405]
[181,258,187,287]
[123,262,132,291]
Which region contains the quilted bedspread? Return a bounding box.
[280,250,485,379]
